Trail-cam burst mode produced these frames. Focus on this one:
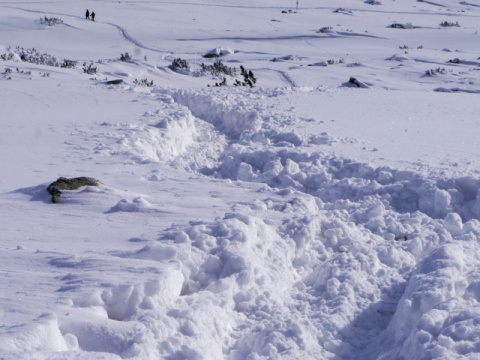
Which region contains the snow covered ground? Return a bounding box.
[1,0,480,359]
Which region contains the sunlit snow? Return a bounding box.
[1,0,480,359]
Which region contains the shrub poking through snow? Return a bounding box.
[440,21,460,27]
[120,52,132,62]
[2,46,83,69]
[206,65,256,87]
[0,51,16,61]
[3,68,12,79]
[208,77,227,87]
[61,59,77,69]
[347,62,362,67]
[17,68,31,75]
[327,58,345,65]
[133,78,154,87]
[83,62,97,74]
[16,47,59,66]
[425,67,446,76]
[40,16,63,26]
[318,26,333,33]
[169,58,190,72]
[200,60,236,77]
[0,67,34,79]
[234,65,256,87]
[365,0,381,4]
[334,8,352,14]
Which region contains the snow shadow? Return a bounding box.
[335,281,407,358]
[11,184,51,203]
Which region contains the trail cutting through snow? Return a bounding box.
[2,0,480,359]
[36,82,480,359]
[163,87,480,358]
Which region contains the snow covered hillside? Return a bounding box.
[1,0,480,359]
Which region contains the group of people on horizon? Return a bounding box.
[85,9,95,21]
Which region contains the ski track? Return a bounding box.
[0,5,166,54]
[106,22,167,54]
[276,70,297,88]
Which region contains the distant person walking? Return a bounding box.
[91,11,95,21]
[85,9,90,20]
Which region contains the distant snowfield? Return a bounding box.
[1,0,480,359]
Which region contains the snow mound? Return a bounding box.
[107,197,159,213]
[1,313,68,353]
[387,53,409,62]
[204,47,235,58]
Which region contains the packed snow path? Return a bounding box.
[4,83,480,359]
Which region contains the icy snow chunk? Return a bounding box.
[2,313,68,352]
[377,170,393,185]
[124,242,179,262]
[386,53,409,61]
[434,189,451,217]
[465,281,480,302]
[272,131,303,146]
[417,308,448,336]
[368,202,385,219]
[271,54,300,62]
[443,212,463,236]
[283,159,300,175]
[237,162,255,182]
[471,189,480,218]
[107,197,160,213]
[308,61,329,66]
[309,132,336,145]
[204,47,234,58]
[101,268,184,320]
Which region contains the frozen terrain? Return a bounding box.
[1,0,480,359]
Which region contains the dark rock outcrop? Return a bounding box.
[47,177,99,203]
[105,79,123,85]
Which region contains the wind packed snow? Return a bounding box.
[1,0,480,359]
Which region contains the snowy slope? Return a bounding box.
[1,0,480,359]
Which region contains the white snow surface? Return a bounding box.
[1,0,480,359]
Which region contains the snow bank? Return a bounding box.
[94,94,196,164]
[170,89,262,140]
[1,313,68,353]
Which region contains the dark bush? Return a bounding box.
[169,58,190,71]
[200,60,236,77]
[61,59,77,69]
[440,21,460,27]
[120,52,132,61]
